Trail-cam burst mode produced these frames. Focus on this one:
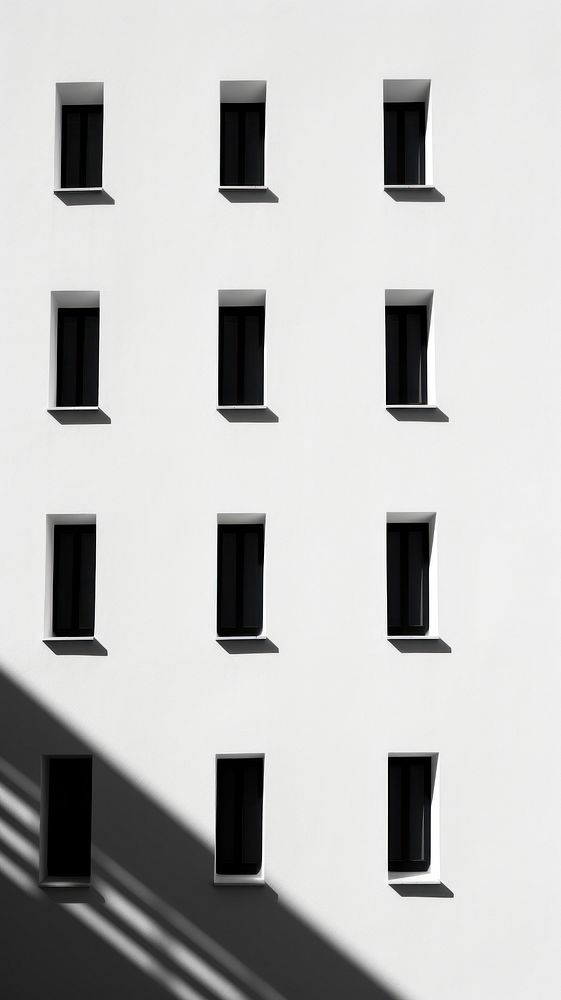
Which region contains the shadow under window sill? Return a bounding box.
[217,406,278,423]
[386,405,448,423]
[40,884,106,904]
[384,185,445,203]
[48,407,111,425]
[54,188,115,206]
[43,637,108,656]
[217,637,279,654]
[388,636,451,653]
[219,186,279,204]
[390,882,454,898]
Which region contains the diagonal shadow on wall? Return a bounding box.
[0,667,404,1000]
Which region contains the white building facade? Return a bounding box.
[0,1,560,998]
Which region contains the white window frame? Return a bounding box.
[386,512,439,640]
[387,752,441,887]
[217,290,267,412]
[219,80,267,191]
[214,753,266,886]
[54,82,104,192]
[383,79,433,189]
[385,290,436,409]
[48,291,102,414]
[44,514,97,643]
[216,513,267,640]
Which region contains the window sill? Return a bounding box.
[388,636,451,653]
[48,407,110,425]
[214,873,265,887]
[215,633,267,642]
[388,872,439,886]
[387,405,448,423]
[219,186,278,204]
[388,634,440,641]
[384,184,435,190]
[43,637,107,656]
[54,188,115,206]
[216,637,279,654]
[40,877,91,888]
[217,406,278,423]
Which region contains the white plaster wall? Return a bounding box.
[0,1,560,997]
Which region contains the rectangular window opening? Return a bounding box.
[217,521,264,637]
[385,305,428,405]
[215,756,264,880]
[387,522,430,636]
[41,756,92,884]
[219,306,265,406]
[220,82,266,187]
[383,80,432,187]
[388,755,432,873]
[56,308,100,407]
[52,524,96,637]
[61,106,103,188]
[55,83,104,190]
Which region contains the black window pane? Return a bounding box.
[220,104,265,186]
[45,757,92,880]
[217,524,264,636]
[56,308,99,407]
[219,313,240,405]
[388,756,431,872]
[61,110,82,188]
[383,108,398,187]
[61,105,103,188]
[385,306,427,405]
[216,757,264,876]
[218,528,238,634]
[53,525,96,637]
[384,103,425,185]
[218,307,264,406]
[221,109,240,186]
[387,523,429,635]
[84,108,103,187]
[404,109,424,186]
[243,109,264,185]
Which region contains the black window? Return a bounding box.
[220,104,265,186]
[61,105,103,188]
[43,756,92,881]
[53,524,96,637]
[384,102,425,185]
[216,757,264,876]
[387,523,429,636]
[56,308,100,407]
[217,524,264,637]
[219,307,265,406]
[388,756,431,872]
[386,306,428,405]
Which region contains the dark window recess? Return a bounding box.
[387,523,429,635]
[217,524,264,637]
[61,104,103,188]
[44,757,92,880]
[219,307,265,406]
[53,524,96,637]
[220,104,265,186]
[384,102,425,185]
[56,308,100,407]
[388,756,432,872]
[216,757,264,876]
[386,306,428,405]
